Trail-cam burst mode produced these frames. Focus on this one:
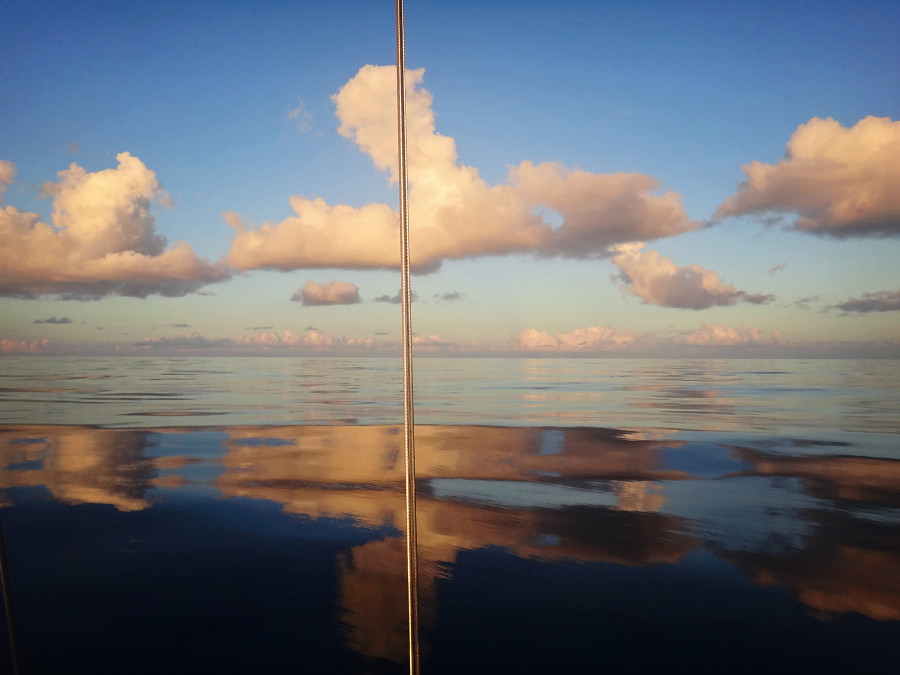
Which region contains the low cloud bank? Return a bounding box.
[516,325,635,351]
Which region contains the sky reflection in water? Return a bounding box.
[0,421,898,673]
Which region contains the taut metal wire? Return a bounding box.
[394,1,420,673]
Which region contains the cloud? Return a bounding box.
[236,328,371,349]
[510,160,698,256]
[833,289,900,313]
[170,322,191,328]
[435,291,463,302]
[227,66,697,273]
[374,289,419,304]
[288,98,313,133]
[34,316,72,324]
[246,325,273,330]
[0,154,229,298]
[682,323,776,346]
[516,325,635,351]
[291,280,361,306]
[716,116,900,237]
[1,338,49,353]
[0,159,15,195]
[609,242,774,309]
[767,262,788,275]
[792,295,819,310]
[134,332,234,349]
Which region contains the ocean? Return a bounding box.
[1,356,898,673]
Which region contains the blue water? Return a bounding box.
[0,356,898,673]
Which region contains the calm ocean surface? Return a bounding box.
[1,356,899,673]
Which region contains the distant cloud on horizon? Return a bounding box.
[0,338,49,353]
[682,323,779,346]
[516,325,635,351]
[34,316,72,324]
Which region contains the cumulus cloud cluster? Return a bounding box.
[0,153,228,298]
[227,65,698,273]
[682,323,779,346]
[291,280,360,306]
[516,325,635,351]
[716,116,900,237]
[0,338,48,353]
[834,289,900,313]
[609,243,774,309]
[236,328,371,348]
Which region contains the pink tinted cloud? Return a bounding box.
[236,328,372,349]
[609,242,774,309]
[1,338,49,353]
[134,333,234,350]
[716,116,900,237]
[516,325,635,351]
[0,154,228,298]
[682,323,779,346]
[228,66,697,272]
[291,280,361,306]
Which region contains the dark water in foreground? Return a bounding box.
[0,357,898,672]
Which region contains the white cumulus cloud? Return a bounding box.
[716,116,900,237]
[0,154,229,298]
[228,65,697,272]
[609,242,774,309]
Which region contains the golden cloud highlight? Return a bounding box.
[228,66,697,272]
[0,154,228,298]
[716,116,900,237]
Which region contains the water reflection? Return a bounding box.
[0,423,898,669]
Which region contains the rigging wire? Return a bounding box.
[395,1,420,673]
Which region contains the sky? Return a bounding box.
[1,0,899,357]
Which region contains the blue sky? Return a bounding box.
[1,0,899,356]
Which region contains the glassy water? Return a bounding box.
[0,357,898,673]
